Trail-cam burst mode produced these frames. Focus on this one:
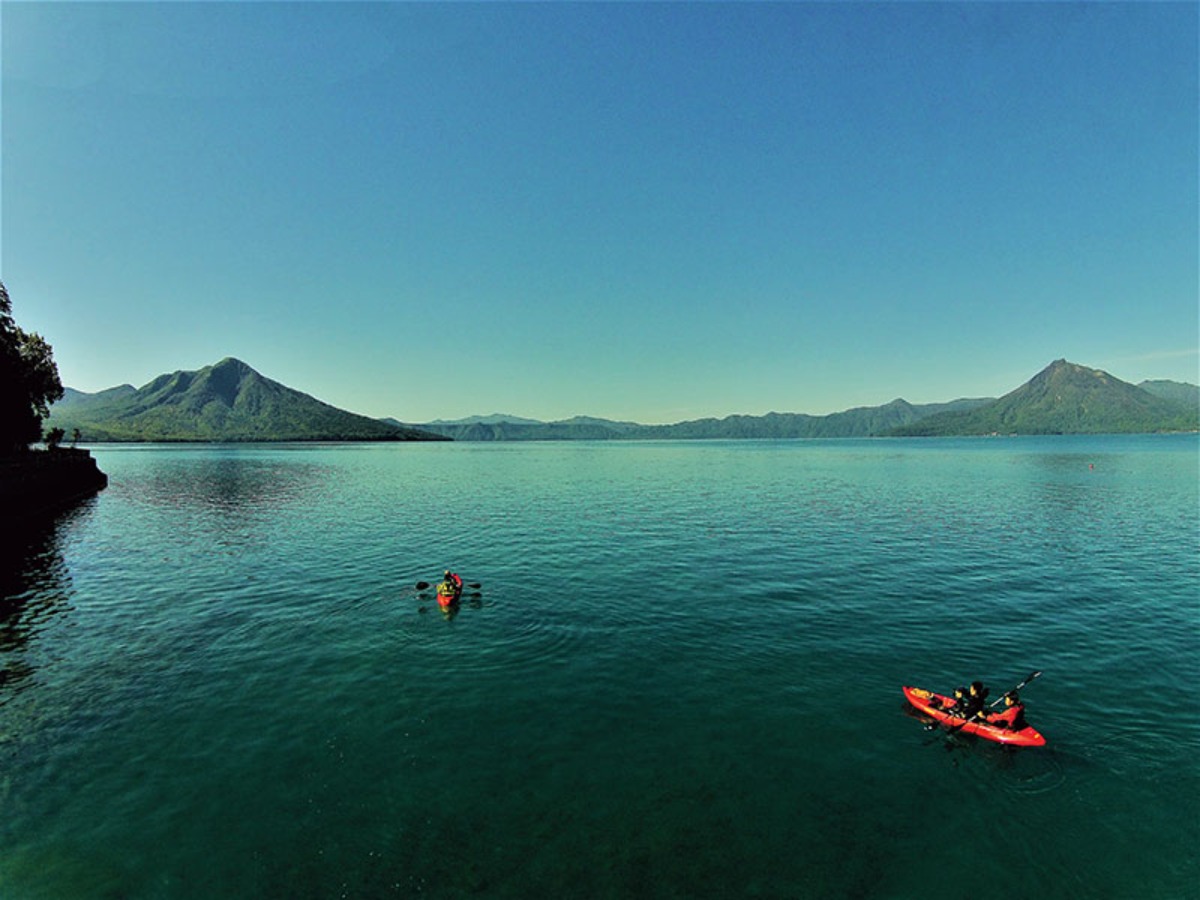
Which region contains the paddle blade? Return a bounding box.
[415,581,430,591]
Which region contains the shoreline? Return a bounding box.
[0,449,109,527]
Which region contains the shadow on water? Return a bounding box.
[901,702,1066,794]
[0,499,93,704]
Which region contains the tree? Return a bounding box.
[0,281,64,453]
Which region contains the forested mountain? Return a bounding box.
[1139,379,1200,411]
[49,358,446,442]
[416,398,993,440]
[639,398,992,439]
[890,360,1198,436]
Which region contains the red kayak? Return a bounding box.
[436,573,463,608]
[903,686,1046,747]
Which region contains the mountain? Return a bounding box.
[417,398,994,441]
[410,414,646,439]
[890,360,1199,436]
[1139,379,1200,411]
[417,417,638,441]
[638,398,992,439]
[427,413,546,426]
[51,357,1196,443]
[49,358,447,442]
[415,362,1196,441]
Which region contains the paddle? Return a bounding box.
[988,670,1041,709]
[943,671,1041,734]
[414,580,482,592]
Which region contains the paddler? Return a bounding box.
[943,681,989,719]
[948,686,968,714]
[961,681,990,718]
[436,570,463,605]
[993,691,1028,731]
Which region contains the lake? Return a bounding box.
[1,436,1197,899]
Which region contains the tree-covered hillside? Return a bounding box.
[1139,379,1200,411]
[891,360,1198,436]
[49,358,446,442]
[418,398,994,440]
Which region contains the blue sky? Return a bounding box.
[3,2,1196,424]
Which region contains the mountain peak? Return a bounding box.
[1021,360,1138,402]
[211,356,254,374]
[49,358,447,442]
[1037,358,1098,378]
[199,358,261,407]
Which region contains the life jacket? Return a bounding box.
[993,704,1028,731]
[437,574,462,599]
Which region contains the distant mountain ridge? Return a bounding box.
[50,358,445,442]
[417,361,1196,440]
[417,397,994,441]
[427,413,546,426]
[1138,379,1200,410]
[49,357,1197,442]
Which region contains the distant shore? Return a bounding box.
[0,449,108,527]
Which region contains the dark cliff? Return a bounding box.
[0,449,108,527]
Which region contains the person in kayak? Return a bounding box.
[962,681,990,718]
[436,570,463,605]
[948,686,968,714]
[944,681,989,719]
[993,691,1028,731]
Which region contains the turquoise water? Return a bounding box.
[1,436,1197,899]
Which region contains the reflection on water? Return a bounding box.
[117,454,333,514]
[101,450,339,562]
[0,500,92,703]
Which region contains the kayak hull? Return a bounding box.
[903,685,1046,747]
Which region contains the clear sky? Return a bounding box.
[2,2,1196,424]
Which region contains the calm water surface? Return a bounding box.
[1,436,1197,898]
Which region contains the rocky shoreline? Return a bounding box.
[0,449,108,527]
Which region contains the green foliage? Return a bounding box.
[0,282,64,452]
[1139,379,1200,411]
